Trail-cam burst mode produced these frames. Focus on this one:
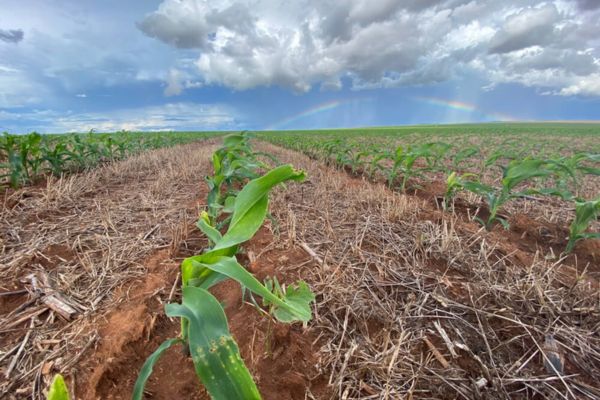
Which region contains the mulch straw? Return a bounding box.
[0,141,216,398]
[264,142,600,400]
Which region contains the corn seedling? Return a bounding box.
[367,150,390,179]
[47,374,70,400]
[463,159,553,230]
[423,142,452,171]
[134,136,314,400]
[443,171,476,211]
[546,153,600,197]
[205,133,270,225]
[452,146,479,168]
[566,198,600,253]
[387,144,431,191]
[42,141,71,176]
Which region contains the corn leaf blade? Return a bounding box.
[47,374,70,400]
[166,286,261,400]
[132,338,182,400]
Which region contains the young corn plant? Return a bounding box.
[42,141,71,176]
[205,133,270,225]
[387,144,431,191]
[134,160,314,400]
[566,198,600,253]
[366,149,390,179]
[0,132,43,187]
[547,152,600,198]
[452,146,479,169]
[462,159,553,230]
[344,148,370,174]
[443,171,476,211]
[422,142,452,172]
[47,374,70,400]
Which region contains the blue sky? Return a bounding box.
[1,0,599,133]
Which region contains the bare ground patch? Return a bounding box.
[261,141,600,400]
[0,141,217,398]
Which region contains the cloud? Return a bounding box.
[0,103,241,133]
[164,68,184,96]
[0,66,49,107]
[574,0,600,10]
[138,0,600,95]
[0,28,24,43]
[163,68,203,96]
[488,4,560,54]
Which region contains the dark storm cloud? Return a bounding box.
[0,28,24,43]
[488,4,560,54]
[573,0,600,10]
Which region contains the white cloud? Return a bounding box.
[0,1,193,107]
[559,73,600,95]
[0,66,48,107]
[138,0,600,95]
[164,68,184,96]
[0,103,240,133]
[163,68,204,96]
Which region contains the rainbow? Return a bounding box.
[412,96,517,122]
[265,98,373,130]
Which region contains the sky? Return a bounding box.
[1,0,599,133]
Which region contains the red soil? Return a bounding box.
[76,226,329,400]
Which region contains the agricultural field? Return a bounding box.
[0,123,599,400]
[0,131,223,189]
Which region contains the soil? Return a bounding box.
[258,141,600,399]
[76,226,329,400]
[0,142,331,399]
[382,168,600,274]
[2,139,598,399]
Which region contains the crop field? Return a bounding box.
[1,123,599,400]
[0,131,223,189]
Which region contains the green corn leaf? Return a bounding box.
[188,256,314,323]
[462,181,495,197]
[584,153,600,162]
[166,286,261,400]
[446,171,457,186]
[453,147,479,165]
[485,150,503,167]
[271,281,315,323]
[502,159,552,192]
[524,187,575,201]
[497,217,510,230]
[182,255,231,289]
[223,196,236,213]
[132,338,182,400]
[571,199,600,236]
[222,134,247,148]
[579,232,600,240]
[196,212,223,244]
[566,198,600,252]
[212,153,222,174]
[213,165,305,251]
[47,374,70,400]
[579,166,600,176]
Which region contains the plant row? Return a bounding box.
[134,132,314,399]
[46,132,314,399]
[0,131,220,188]
[263,133,600,253]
